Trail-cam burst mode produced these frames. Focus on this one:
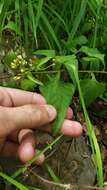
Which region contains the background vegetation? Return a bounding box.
[0,0,107,189]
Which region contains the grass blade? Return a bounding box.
[74,68,103,187]
[44,3,69,35]
[0,0,11,34]
[39,23,52,49]
[67,0,88,45]
[15,0,21,35]
[34,0,43,45]
[12,135,63,178]
[0,171,29,190]
[45,163,60,183]
[39,11,61,51]
[28,0,37,46]
[63,58,103,187]
[93,4,101,48]
[53,55,103,186]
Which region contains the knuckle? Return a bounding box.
[0,107,11,137]
[0,89,5,104]
[0,106,6,120]
[28,105,49,126]
[34,108,42,123]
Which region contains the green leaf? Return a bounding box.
[72,35,88,47]
[80,78,105,106]
[55,54,78,85]
[20,79,36,91]
[33,50,56,57]
[79,46,105,64]
[27,72,43,85]
[57,55,78,89]
[36,56,53,70]
[82,57,99,62]
[40,75,75,136]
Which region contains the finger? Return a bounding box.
[8,106,73,142]
[7,130,19,143]
[18,129,35,144]
[39,107,73,132]
[18,144,45,164]
[18,129,36,163]
[66,107,73,119]
[0,137,6,153]
[34,150,45,165]
[0,87,46,107]
[8,129,34,143]
[0,141,18,157]
[60,120,83,137]
[1,141,44,165]
[8,129,37,160]
[18,130,44,164]
[0,104,56,137]
[40,120,83,137]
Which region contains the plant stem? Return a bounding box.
[73,68,103,187]
[12,135,63,178]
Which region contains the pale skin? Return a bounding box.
[0,87,82,165]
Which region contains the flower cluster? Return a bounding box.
[10,55,27,70]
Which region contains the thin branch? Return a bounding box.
[12,135,63,178]
[0,69,106,79]
[30,170,104,190]
[79,70,107,74]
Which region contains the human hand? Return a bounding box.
[0,87,82,164]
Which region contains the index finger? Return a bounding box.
[0,87,46,107]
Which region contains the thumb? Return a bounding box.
[0,105,57,137]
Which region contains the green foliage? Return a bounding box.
[0,0,107,189]
[80,77,106,106]
[1,48,106,189]
[56,55,104,186]
[71,35,88,47]
[0,0,106,52]
[80,46,105,63]
[40,75,75,136]
[20,79,36,91]
[45,163,60,183]
[67,0,88,46]
[12,135,63,179]
[33,49,56,57]
[0,172,28,190]
[3,48,106,105]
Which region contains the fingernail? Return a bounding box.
[46,105,57,121]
